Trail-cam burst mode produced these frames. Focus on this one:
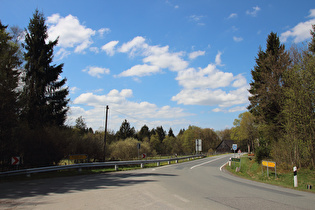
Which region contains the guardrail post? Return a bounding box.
[175,159,178,163]
[115,165,118,171]
[141,163,144,168]
[78,167,82,172]
[157,162,160,166]
[168,161,170,165]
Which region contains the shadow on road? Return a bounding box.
[0,171,177,199]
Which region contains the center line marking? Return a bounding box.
[190,156,228,169]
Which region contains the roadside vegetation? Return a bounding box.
[226,155,315,193]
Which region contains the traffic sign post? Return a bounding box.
[195,139,202,153]
[137,143,141,159]
[232,144,237,157]
[11,156,20,165]
[262,160,276,178]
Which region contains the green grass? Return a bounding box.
[226,155,315,193]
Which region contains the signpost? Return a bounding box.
[231,158,240,162]
[69,154,88,160]
[262,160,276,178]
[137,143,141,159]
[232,144,237,157]
[195,139,202,153]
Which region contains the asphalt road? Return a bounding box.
[0,154,314,209]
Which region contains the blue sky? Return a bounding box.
[1,0,315,134]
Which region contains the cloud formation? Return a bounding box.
[47,14,96,53]
[189,50,205,60]
[280,9,315,43]
[246,6,260,17]
[70,89,191,131]
[102,41,119,56]
[117,64,161,77]
[172,51,249,112]
[83,66,110,78]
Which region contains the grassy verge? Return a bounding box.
[225,155,315,193]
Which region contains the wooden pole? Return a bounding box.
[103,105,109,161]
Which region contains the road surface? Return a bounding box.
[1,154,314,209]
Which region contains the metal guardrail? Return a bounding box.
[0,154,204,177]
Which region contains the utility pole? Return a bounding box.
[103,105,109,161]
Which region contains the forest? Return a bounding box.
[0,10,314,170]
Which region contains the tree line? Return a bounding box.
[74,117,221,161]
[231,28,315,169]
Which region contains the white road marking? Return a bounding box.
[220,161,229,171]
[190,155,228,169]
[173,194,190,203]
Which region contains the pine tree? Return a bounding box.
[22,10,69,128]
[0,21,22,161]
[116,119,135,140]
[248,32,290,144]
[309,24,315,53]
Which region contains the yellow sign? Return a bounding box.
[262,161,275,168]
[69,154,88,160]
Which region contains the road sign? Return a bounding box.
[195,139,202,152]
[141,153,146,158]
[69,154,88,160]
[11,156,20,165]
[231,158,240,162]
[232,144,237,151]
[262,161,275,168]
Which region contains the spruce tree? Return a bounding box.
[22,10,69,128]
[248,32,290,144]
[0,21,22,161]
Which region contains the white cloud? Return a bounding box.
[175,64,236,89]
[309,9,315,18]
[101,40,119,56]
[246,6,260,17]
[280,9,315,43]
[172,85,249,108]
[47,14,99,53]
[55,48,71,59]
[118,36,148,56]
[70,86,80,94]
[83,66,110,78]
[69,89,191,131]
[117,36,188,72]
[89,47,99,53]
[98,28,110,37]
[117,64,161,77]
[189,15,206,26]
[172,52,249,110]
[143,51,188,71]
[228,13,238,19]
[233,36,243,42]
[189,50,205,59]
[215,51,223,66]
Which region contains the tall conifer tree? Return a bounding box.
[0,21,22,160]
[22,10,69,128]
[248,32,290,144]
